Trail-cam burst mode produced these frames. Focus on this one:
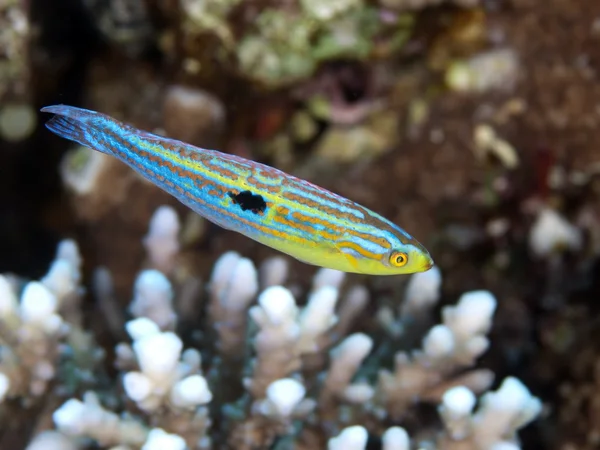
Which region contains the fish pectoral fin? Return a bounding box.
[332,240,362,273]
[292,241,327,266]
[290,240,338,268]
[343,251,362,272]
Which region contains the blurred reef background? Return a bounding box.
[1,0,600,449]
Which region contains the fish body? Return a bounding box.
[41,105,433,275]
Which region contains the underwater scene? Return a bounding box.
[0,0,599,449]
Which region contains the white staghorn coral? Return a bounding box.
[129,269,177,330]
[170,374,212,409]
[208,251,259,358]
[311,267,346,292]
[437,378,542,449]
[121,317,212,412]
[325,375,541,450]
[435,290,497,365]
[143,205,181,275]
[471,377,542,448]
[38,238,84,326]
[382,427,411,450]
[25,431,78,450]
[0,372,9,402]
[529,207,582,257]
[253,377,310,419]
[297,284,339,353]
[51,314,211,448]
[142,428,187,450]
[439,386,477,440]
[379,265,443,339]
[328,425,368,450]
[246,285,302,397]
[19,281,63,333]
[41,239,83,310]
[245,279,344,397]
[0,279,67,399]
[0,239,108,416]
[328,425,413,450]
[9,208,543,450]
[333,284,369,338]
[53,391,148,446]
[401,265,442,317]
[321,333,374,404]
[259,255,289,289]
[126,316,161,339]
[375,290,497,419]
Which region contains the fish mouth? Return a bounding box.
[411,240,434,272]
[420,254,435,271]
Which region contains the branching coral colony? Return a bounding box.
[0,205,541,449]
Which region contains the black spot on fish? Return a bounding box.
[228,190,267,215]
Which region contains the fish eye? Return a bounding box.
[389,251,408,267]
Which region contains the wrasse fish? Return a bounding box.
[41,105,434,275]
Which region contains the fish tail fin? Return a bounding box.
[41,105,115,155]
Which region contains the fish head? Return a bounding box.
[337,216,434,276]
